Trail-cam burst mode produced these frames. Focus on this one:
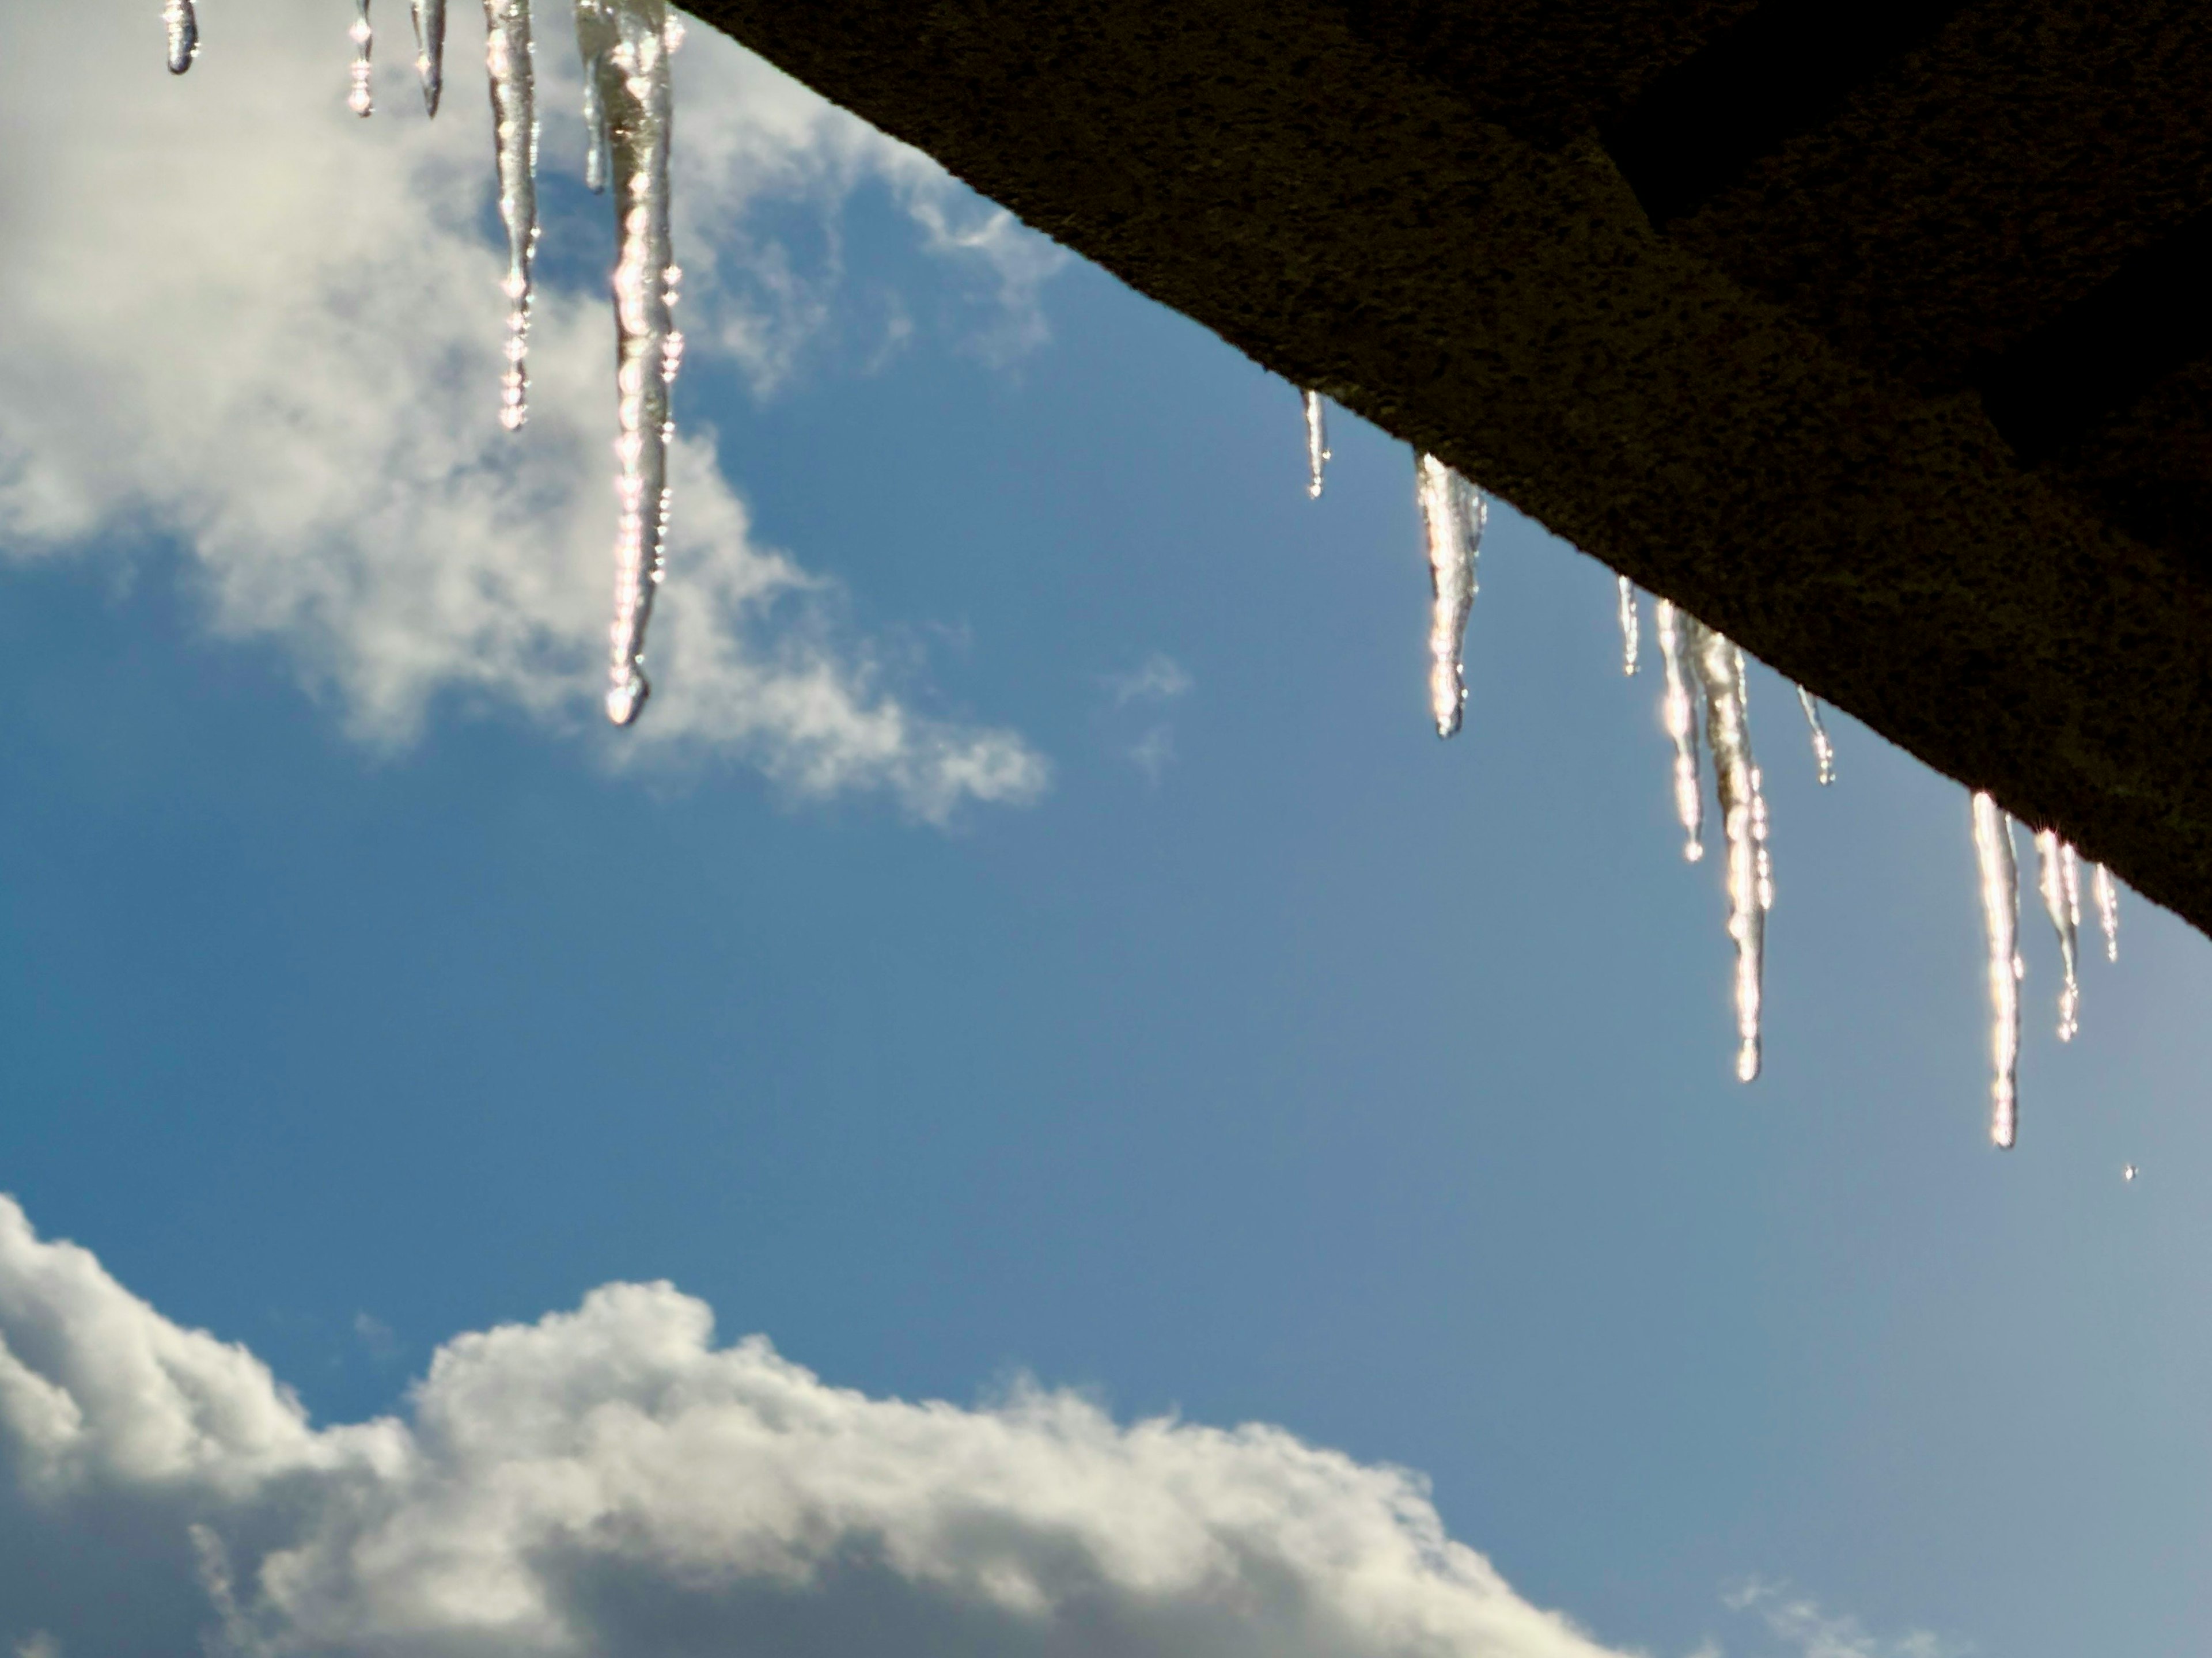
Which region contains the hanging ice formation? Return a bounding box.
[412,1,447,115]
[1302,391,1330,500]
[2094,862,2120,961]
[579,0,685,726]
[1653,600,1705,861]
[2033,830,2081,1042]
[1414,453,1484,738]
[1971,792,2023,1149]
[1795,686,1835,786]
[350,2,377,117]
[1691,622,1772,1082]
[164,0,198,74]
[1617,578,1641,677]
[483,0,540,432]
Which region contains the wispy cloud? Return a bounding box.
[0,1194,1636,1658]
[1721,1580,1964,1658]
[0,6,1059,819]
[1105,653,1195,707]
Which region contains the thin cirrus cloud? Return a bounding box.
[0,4,1061,820]
[0,1194,1638,1658]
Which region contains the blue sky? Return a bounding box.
[0,6,2206,1657]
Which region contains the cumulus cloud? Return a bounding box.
[0,1194,1638,1658]
[0,3,1059,817]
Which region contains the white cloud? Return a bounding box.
[0,3,1059,818]
[1105,654,1195,707]
[0,1194,1637,1658]
[1721,1581,1963,1658]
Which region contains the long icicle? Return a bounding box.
[1302,390,1330,500]
[1617,576,1640,676]
[164,0,199,74]
[1690,623,1769,1083]
[1414,453,1483,738]
[1795,685,1836,785]
[484,0,539,431]
[350,1,377,116]
[2034,829,2080,1041]
[411,0,446,115]
[582,0,683,726]
[2094,863,2120,962]
[1654,598,1704,861]
[1972,792,2023,1149]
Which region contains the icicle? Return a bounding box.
[1795,685,1836,786]
[1617,576,1640,676]
[2034,829,2080,1041]
[1972,792,2023,1149]
[1301,390,1330,500]
[350,1,376,117]
[1654,599,1704,862]
[484,0,539,431]
[1688,623,1769,1083]
[164,0,199,74]
[411,0,446,115]
[579,0,683,727]
[2094,862,2119,962]
[1413,454,1483,738]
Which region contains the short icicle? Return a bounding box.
[484,0,539,431]
[350,1,376,117]
[1654,598,1704,861]
[1972,792,2024,1149]
[411,0,447,115]
[1414,453,1483,738]
[579,0,684,726]
[2093,862,2120,962]
[1301,391,1330,499]
[1795,685,1836,785]
[164,0,199,74]
[1617,576,1640,677]
[1689,622,1771,1083]
[2034,830,2080,1041]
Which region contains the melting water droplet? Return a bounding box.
[2094,862,2120,962]
[164,0,199,74]
[1414,453,1482,738]
[1301,390,1330,500]
[1972,792,2023,1149]
[485,0,539,430]
[1617,576,1640,677]
[350,0,376,117]
[2034,829,2081,1041]
[1687,621,1770,1083]
[578,0,684,727]
[1795,685,1835,786]
[2123,1162,2139,1182]
[1654,598,1704,862]
[411,0,446,115]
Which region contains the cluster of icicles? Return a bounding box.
[166,0,685,728]
[160,8,2117,1149]
[1300,394,2122,1149]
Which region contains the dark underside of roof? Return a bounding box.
[688,0,2212,938]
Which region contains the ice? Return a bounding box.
[1617,576,1639,677]
[350,1,376,117]
[484,0,540,430]
[578,0,684,726]
[1795,685,1835,786]
[411,0,446,115]
[164,0,198,74]
[1688,620,1771,1083]
[2094,862,2120,962]
[1302,390,1330,500]
[2034,829,2080,1041]
[1654,599,1704,862]
[2123,1163,2139,1182]
[1972,792,2024,1149]
[1414,454,1483,738]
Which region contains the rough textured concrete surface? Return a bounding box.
[685,0,2212,938]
